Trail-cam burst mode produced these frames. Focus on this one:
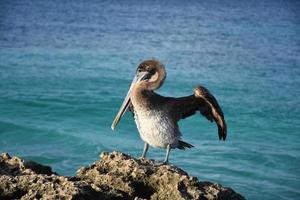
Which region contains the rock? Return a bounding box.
[77,151,245,200]
[0,153,104,200]
[0,152,56,176]
[0,152,246,200]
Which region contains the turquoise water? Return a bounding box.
[1,0,299,199]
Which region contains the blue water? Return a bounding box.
[1,0,299,199]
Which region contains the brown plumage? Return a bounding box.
[111,60,227,163]
[171,86,227,141]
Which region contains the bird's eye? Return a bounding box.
[148,69,155,75]
[138,68,143,73]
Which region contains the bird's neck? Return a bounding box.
[131,85,154,109]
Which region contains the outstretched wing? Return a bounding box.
[172,86,227,140]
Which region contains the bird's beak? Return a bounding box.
[111,71,148,130]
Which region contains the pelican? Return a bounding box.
[111,60,227,164]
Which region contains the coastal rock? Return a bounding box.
[0,153,104,200]
[77,152,245,200]
[0,153,55,176]
[0,152,245,200]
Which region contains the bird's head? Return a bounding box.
[111,60,166,130]
[135,60,166,90]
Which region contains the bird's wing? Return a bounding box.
[171,86,227,140]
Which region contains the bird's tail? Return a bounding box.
[177,140,194,150]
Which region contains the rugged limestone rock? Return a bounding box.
[0,152,245,200]
[77,152,245,200]
[0,153,104,200]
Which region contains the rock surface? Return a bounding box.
[0,152,245,200]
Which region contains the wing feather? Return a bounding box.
[172,86,227,140]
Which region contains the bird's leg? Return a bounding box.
[141,142,149,159]
[163,144,171,164]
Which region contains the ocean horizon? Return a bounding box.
[0,0,299,199]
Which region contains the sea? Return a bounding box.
[0,0,299,199]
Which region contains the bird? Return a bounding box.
[111,60,227,164]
